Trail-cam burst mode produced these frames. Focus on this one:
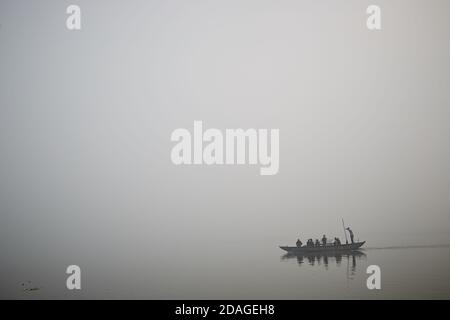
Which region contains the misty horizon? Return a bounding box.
[1,0,450,299]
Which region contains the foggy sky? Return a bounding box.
[1,0,450,298]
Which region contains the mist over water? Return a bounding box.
[3,240,450,299]
[1,0,450,299]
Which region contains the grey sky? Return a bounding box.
[1,0,450,298]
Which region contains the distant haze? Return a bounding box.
[1,0,450,298]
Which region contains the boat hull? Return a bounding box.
[279,241,365,254]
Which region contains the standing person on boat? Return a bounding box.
[346,227,355,244]
[321,234,327,246]
[315,239,320,247]
[296,239,303,247]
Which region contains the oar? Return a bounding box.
[342,218,348,244]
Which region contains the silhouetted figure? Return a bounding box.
[322,234,327,246]
[315,239,320,247]
[334,237,341,246]
[296,239,303,247]
[346,227,354,244]
[307,239,314,247]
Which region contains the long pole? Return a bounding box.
[342,218,348,244]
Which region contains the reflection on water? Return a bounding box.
[281,251,367,279]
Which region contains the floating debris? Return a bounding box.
[21,281,41,292]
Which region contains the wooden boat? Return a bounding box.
[279,241,365,254]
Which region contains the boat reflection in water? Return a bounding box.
[281,250,367,277]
